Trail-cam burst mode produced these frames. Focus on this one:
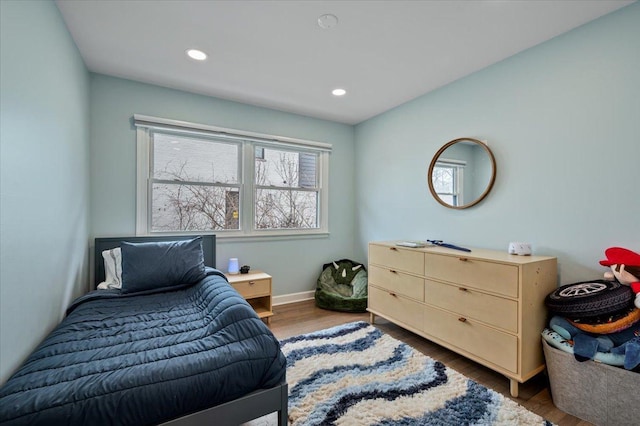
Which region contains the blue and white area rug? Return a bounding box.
[271,321,553,426]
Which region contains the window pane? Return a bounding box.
[439,195,455,204]
[152,183,240,231]
[255,189,318,229]
[153,133,239,183]
[255,147,317,188]
[432,166,454,193]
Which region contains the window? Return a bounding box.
[254,147,319,230]
[135,115,330,237]
[432,160,465,207]
[151,133,241,232]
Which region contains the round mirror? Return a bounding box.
[427,138,496,209]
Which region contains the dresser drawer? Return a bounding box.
[231,278,271,298]
[369,265,424,301]
[425,254,518,298]
[422,304,518,373]
[368,286,424,331]
[424,279,517,333]
[369,244,424,275]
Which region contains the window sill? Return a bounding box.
[142,230,330,243]
[217,231,330,243]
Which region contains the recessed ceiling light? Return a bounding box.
[186,49,207,61]
[318,14,338,30]
[332,88,347,97]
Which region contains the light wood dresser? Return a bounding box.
[368,241,557,397]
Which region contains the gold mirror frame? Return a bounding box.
[427,137,496,209]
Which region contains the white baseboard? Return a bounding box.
[273,290,315,306]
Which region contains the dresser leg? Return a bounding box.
[509,379,519,398]
[369,312,375,324]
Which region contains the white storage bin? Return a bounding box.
[542,340,639,425]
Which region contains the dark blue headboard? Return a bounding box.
[94,235,216,286]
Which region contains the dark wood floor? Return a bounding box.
[268,300,593,426]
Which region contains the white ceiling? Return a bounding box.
[56,0,633,125]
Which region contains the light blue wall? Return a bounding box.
[90,75,356,296]
[0,0,90,384]
[1,0,636,386]
[355,4,640,284]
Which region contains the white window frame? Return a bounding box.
[433,158,465,207]
[134,115,331,239]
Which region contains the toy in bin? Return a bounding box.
[542,247,640,425]
[543,247,640,370]
[599,246,640,309]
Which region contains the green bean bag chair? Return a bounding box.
[315,259,368,313]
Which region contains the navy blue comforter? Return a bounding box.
[0,269,286,425]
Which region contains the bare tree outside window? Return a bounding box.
[255,148,318,229]
[150,133,319,232]
[151,134,240,231]
[152,181,240,231]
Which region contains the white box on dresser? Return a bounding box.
[368,241,557,397]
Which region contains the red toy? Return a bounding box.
[600,247,640,309]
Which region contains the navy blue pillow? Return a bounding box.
[120,237,206,293]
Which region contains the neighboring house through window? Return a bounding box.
[134,115,331,237]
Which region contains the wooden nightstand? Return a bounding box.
[225,271,274,324]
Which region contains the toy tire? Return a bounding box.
[545,280,633,318]
[569,307,640,334]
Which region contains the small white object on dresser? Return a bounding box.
[367,241,557,397]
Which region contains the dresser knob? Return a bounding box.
[458,257,468,262]
[458,317,467,323]
[389,269,397,274]
[249,281,255,285]
[390,247,398,251]
[389,292,397,297]
[458,287,468,292]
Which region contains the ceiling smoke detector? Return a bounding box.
[317,14,338,30]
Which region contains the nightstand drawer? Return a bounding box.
[232,278,271,298]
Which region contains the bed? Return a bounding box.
[0,234,288,426]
